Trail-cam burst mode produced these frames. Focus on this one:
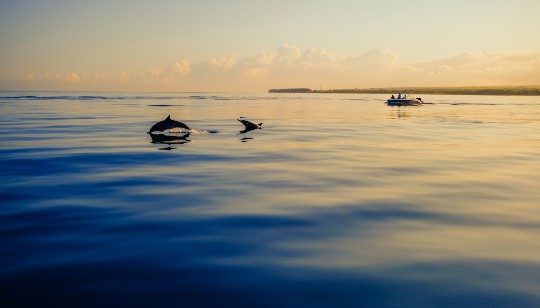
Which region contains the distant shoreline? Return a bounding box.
[268,86,540,96]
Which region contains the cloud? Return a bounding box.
[206,55,237,71]
[65,73,80,83]
[24,72,81,83]
[162,59,191,78]
[341,48,398,70]
[293,48,337,69]
[275,44,302,66]
[127,58,191,84]
[17,47,540,91]
[232,51,278,77]
[400,51,540,86]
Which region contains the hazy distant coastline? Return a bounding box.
[269,86,540,96]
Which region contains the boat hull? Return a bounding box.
[386,99,422,106]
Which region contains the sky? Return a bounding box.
[0,0,539,91]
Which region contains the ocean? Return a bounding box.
[1,92,539,306]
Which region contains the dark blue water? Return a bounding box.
[1,92,539,306]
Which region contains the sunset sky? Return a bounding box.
[1,0,539,91]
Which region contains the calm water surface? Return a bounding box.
[1,92,539,306]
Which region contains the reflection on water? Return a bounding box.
[389,108,412,119]
[1,92,539,306]
[239,137,254,143]
[149,132,191,144]
[238,127,259,134]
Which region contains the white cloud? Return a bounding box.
[341,48,398,70]
[234,51,277,77]
[275,44,302,66]
[65,73,80,83]
[293,48,337,69]
[129,58,191,84]
[162,59,191,78]
[400,51,540,86]
[23,72,81,83]
[208,55,237,70]
[19,47,540,91]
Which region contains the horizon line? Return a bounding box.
[3,85,540,92]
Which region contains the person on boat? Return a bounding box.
[398,93,402,99]
[403,94,407,99]
[391,95,395,99]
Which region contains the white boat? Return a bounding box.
[386,97,423,106]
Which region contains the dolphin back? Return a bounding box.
[238,119,259,129]
[169,119,190,130]
[149,115,190,133]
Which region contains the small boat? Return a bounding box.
[386,97,423,106]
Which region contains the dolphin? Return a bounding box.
[237,119,263,134]
[148,115,190,133]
